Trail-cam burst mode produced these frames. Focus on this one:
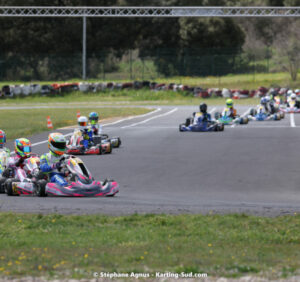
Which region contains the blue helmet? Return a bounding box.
[89,112,99,125]
[260,97,268,105]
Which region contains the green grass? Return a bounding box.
[0,213,299,279]
[0,107,151,140]
[0,90,260,106]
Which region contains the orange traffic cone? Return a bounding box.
[77,111,81,119]
[47,116,53,129]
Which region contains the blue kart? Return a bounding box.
[179,117,224,132]
[249,108,284,121]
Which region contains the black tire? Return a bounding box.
[185,118,192,127]
[179,124,184,132]
[219,123,224,131]
[0,177,7,193]
[97,145,103,155]
[250,108,257,116]
[280,112,285,119]
[107,142,113,154]
[35,179,47,197]
[214,112,221,120]
[5,178,19,196]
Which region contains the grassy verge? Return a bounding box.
[0,107,151,140]
[0,71,298,89]
[0,90,260,106]
[0,213,299,279]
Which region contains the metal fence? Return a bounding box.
[0,47,275,82]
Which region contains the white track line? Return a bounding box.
[121,108,178,129]
[290,113,296,127]
[231,107,251,128]
[209,107,216,114]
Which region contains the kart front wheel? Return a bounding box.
[217,123,224,131]
[36,179,47,197]
[280,112,285,119]
[179,124,184,132]
[250,109,257,116]
[5,178,19,196]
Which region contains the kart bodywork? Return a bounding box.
[248,107,284,121]
[179,116,224,132]
[214,110,249,125]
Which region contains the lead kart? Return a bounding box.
[179,115,224,132]
[6,155,119,197]
[66,129,112,155]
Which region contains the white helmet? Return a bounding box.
[287,90,293,96]
[265,95,270,102]
[291,93,297,100]
[78,116,88,129]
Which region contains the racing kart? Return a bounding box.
[179,116,224,132]
[4,155,41,196]
[6,155,119,197]
[214,111,248,125]
[93,133,121,149]
[280,100,300,113]
[66,130,112,155]
[248,108,284,121]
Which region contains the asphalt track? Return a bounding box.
[1,105,300,216]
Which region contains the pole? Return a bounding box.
[82,16,86,80]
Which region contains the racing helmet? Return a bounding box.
[199,103,207,114]
[78,116,88,129]
[0,130,6,148]
[48,133,66,156]
[287,90,293,96]
[265,95,270,102]
[260,97,268,105]
[226,99,233,108]
[15,138,31,157]
[88,112,99,125]
[291,93,297,100]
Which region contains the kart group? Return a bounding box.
[179,95,295,132]
[0,112,121,197]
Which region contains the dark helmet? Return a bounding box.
[199,103,207,114]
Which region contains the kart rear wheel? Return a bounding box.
[0,177,6,193]
[217,123,224,131]
[35,179,47,197]
[280,112,285,119]
[185,118,192,127]
[179,124,184,132]
[250,108,257,116]
[107,142,113,154]
[97,145,103,155]
[5,178,19,196]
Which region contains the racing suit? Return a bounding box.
[3,154,29,178]
[0,147,10,175]
[90,123,102,136]
[40,152,67,186]
[225,107,237,118]
[193,112,211,124]
[80,128,94,149]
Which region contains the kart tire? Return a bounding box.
[36,179,47,197]
[97,145,103,155]
[217,123,224,131]
[280,112,285,119]
[107,142,113,154]
[185,118,192,127]
[0,177,6,193]
[214,112,221,120]
[250,108,257,116]
[5,178,19,196]
[274,114,280,121]
[179,124,185,132]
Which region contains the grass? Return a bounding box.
[0,71,299,90]
[0,213,299,279]
[0,107,151,140]
[0,90,261,106]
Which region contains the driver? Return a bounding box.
[287,93,300,108]
[3,138,32,178]
[224,99,237,118]
[260,97,271,114]
[193,103,211,124]
[40,133,68,186]
[78,116,93,151]
[89,112,102,135]
[0,130,10,173]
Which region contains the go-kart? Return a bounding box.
[66,129,112,155]
[92,133,121,149]
[179,115,224,132]
[280,100,300,113]
[214,110,248,125]
[6,155,119,197]
[248,107,284,121]
[3,155,41,196]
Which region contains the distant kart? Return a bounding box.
[179,116,224,132]
[280,104,300,113]
[248,108,284,121]
[66,130,112,155]
[214,111,248,125]
[93,133,121,149]
[3,155,40,196]
[6,155,119,197]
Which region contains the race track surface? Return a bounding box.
[1,105,300,216]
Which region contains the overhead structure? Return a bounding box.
[1,6,299,80]
[0,6,299,17]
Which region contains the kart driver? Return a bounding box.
[89,112,102,135]
[287,93,300,108]
[260,97,271,114]
[78,116,93,151]
[224,99,237,118]
[0,130,10,174]
[193,103,211,124]
[40,133,68,186]
[2,138,32,178]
